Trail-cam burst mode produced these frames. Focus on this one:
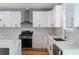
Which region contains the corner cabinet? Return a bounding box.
[52,5,63,27]
[0,11,21,27]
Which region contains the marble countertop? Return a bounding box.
[48,35,79,51]
[0,35,19,39]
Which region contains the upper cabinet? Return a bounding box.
[52,5,63,27]
[0,11,21,27]
[0,11,11,27]
[39,11,48,27]
[47,10,53,27]
[33,5,63,28]
[62,3,74,30]
[73,4,79,27]
[33,11,52,28]
[10,11,21,27]
[62,3,79,31]
[33,11,40,27]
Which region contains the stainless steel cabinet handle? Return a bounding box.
[3,24,5,27]
[50,46,51,50]
[51,24,53,27]
[39,24,40,27]
[0,19,2,21]
[47,41,49,45]
[15,24,17,27]
[71,17,73,27]
[59,51,62,55]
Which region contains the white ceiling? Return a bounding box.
[0,3,57,9]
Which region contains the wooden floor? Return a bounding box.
[22,48,49,55]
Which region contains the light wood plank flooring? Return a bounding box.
[22,48,48,55]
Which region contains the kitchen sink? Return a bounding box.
[53,38,65,41]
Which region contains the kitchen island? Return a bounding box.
[0,35,21,55]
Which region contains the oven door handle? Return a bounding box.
[59,51,62,55]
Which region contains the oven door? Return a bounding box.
[22,39,32,48]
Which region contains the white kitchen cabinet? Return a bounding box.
[32,35,48,49]
[10,11,21,27]
[39,12,47,27]
[62,3,75,31]
[32,35,42,49]
[73,4,79,27]
[52,5,63,27]
[47,10,53,27]
[62,3,79,30]
[47,38,53,55]
[65,3,79,28]
[47,38,50,53]
[33,11,52,28]
[33,11,53,28]
[0,11,11,27]
[0,11,21,27]
[65,4,74,28]
[33,12,40,27]
[32,35,38,48]
[42,36,48,49]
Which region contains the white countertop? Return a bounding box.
[48,35,79,51]
[0,35,19,39]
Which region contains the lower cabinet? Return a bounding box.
[32,35,53,55]
[47,38,53,55]
[32,35,47,49]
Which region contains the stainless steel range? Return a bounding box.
[19,31,33,48]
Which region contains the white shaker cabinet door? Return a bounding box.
[65,3,74,28]
[33,11,49,28]
[42,36,48,49]
[47,10,52,27]
[0,12,5,27]
[0,11,11,27]
[10,11,21,27]
[32,35,39,49]
[0,11,21,27]
[37,36,42,48]
[4,12,11,27]
[39,12,47,27]
[73,4,79,27]
[53,5,63,27]
[33,11,40,27]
